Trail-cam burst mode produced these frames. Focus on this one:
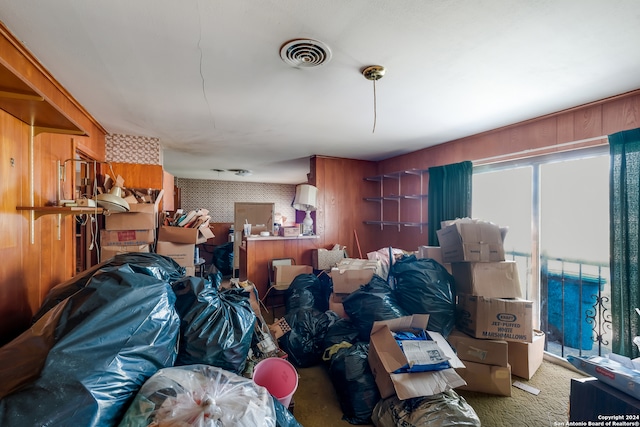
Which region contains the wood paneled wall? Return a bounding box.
[0,24,107,345]
[313,91,640,258]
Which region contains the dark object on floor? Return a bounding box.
[372,390,481,427]
[285,273,329,313]
[212,241,234,276]
[342,275,408,341]
[569,377,640,422]
[327,342,381,425]
[176,286,257,374]
[390,255,456,337]
[279,308,341,367]
[0,265,180,426]
[323,318,360,350]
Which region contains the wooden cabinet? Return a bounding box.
[108,162,173,212]
[239,235,320,298]
[364,169,428,232]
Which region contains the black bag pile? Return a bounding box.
[322,319,381,425]
[278,274,339,368]
[0,259,181,426]
[390,254,457,337]
[175,284,257,374]
[342,274,408,341]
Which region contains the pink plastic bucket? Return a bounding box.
[253,357,298,407]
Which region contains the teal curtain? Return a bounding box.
[427,160,473,245]
[609,128,640,357]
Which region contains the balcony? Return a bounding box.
[506,251,612,358]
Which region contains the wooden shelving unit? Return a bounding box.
[363,169,428,232]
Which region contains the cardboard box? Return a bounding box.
[447,329,509,367]
[455,361,512,396]
[279,226,301,237]
[312,247,346,270]
[417,245,451,273]
[100,229,155,246]
[274,265,313,289]
[104,191,162,230]
[457,294,533,343]
[436,219,505,263]
[158,225,214,245]
[105,211,156,231]
[367,314,466,400]
[329,292,348,319]
[156,241,195,267]
[331,258,379,294]
[100,244,149,262]
[508,330,545,379]
[451,261,522,298]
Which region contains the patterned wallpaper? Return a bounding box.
[105,134,296,223]
[176,178,297,224]
[105,134,161,164]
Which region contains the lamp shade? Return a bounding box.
[96,186,130,212]
[292,184,318,212]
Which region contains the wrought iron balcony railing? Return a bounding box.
[505,251,611,358]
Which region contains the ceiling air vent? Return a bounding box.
[280,39,332,68]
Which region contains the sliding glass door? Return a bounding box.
[472,148,611,357]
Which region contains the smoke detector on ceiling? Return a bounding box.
[280,39,332,68]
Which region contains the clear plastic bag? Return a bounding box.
[119,364,276,427]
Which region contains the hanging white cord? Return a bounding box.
[372,79,377,134]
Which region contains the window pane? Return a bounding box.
[472,167,533,299]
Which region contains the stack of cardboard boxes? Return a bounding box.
[435,218,546,396]
[99,190,163,261]
[156,209,214,276]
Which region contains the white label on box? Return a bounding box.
[402,340,450,368]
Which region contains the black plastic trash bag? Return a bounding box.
[119,364,277,427]
[175,286,257,374]
[0,266,181,427]
[328,342,381,425]
[212,241,234,276]
[285,273,328,313]
[279,308,341,368]
[32,252,185,322]
[322,318,361,352]
[390,255,456,337]
[342,275,408,341]
[371,390,481,427]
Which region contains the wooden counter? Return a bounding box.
[239,235,320,298]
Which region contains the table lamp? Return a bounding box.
[292,184,318,235]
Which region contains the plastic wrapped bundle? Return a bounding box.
[372,390,481,427]
[119,364,276,427]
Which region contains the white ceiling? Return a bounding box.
[2,1,639,184]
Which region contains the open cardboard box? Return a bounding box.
[158,224,214,244]
[367,314,466,400]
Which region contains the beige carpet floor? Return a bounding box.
[291,357,589,427]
